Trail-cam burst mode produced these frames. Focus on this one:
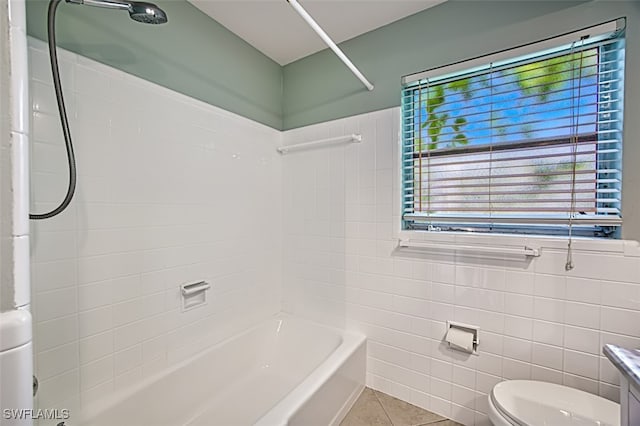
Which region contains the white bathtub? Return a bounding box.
[75,315,366,426]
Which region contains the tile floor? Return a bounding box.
[341,388,463,426]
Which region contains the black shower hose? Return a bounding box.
[30,0,77,220]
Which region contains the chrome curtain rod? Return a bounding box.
[286,0,374,91]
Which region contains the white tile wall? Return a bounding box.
[1,0,14,312]
[2,0,31,311]
[28,38,283,414]
[282,107,640,425]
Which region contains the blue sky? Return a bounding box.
[413,49,600,148]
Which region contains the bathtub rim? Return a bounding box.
[254,327,366,426]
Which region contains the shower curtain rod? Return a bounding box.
[286,0,374,91]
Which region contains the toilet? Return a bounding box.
[489,380,620,426]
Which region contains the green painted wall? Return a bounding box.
[26,0,283,129]
[282,1,596,130]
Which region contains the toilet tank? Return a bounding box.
[0,310,33,426]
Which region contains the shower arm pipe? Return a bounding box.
[285,0,374,91]
[67,0,129,10]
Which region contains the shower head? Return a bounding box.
[66,0,168,24]
[35,0,166,220]
[128,2,167,24]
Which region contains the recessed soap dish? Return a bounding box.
[181,281,210,311]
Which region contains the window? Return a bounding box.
[401,20,625,238]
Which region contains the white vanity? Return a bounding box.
[604,344,640,426]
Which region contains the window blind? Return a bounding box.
[401,21,625,237]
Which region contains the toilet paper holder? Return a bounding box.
[445,320,480,354]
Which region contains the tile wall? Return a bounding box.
[282,107,640,426]
[281,125,354,329]
[1,0,15,310]
[28,38,283,415]
[2,0,30,311]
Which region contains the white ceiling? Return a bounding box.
[188,0,447,65]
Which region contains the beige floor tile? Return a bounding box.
[373,390,446,426]
[340,388,393,426]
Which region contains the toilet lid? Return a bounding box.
[491,380,620,426]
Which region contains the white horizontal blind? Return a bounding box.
[401,24,625,237]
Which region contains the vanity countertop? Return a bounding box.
[604,344,640,389]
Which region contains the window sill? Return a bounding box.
[397,229,640,258]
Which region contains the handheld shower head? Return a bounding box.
[128,2,167,24]
[66,0,168,24]
[31,0,167,219]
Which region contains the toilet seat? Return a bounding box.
[489,380,620,426]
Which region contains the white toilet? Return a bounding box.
[489,380,620,426]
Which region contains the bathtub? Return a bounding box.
[75,315,366,426]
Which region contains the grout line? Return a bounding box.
[370,388,396,426]
[371,388,455,426]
